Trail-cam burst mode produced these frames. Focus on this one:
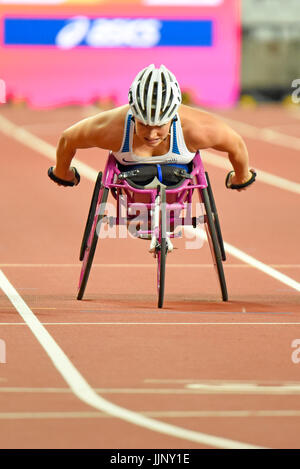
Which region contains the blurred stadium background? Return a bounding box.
[0,0,299,109]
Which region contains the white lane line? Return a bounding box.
[1,322,300,325]
[217,115,300,152]
[201,149,300,195]
[185,227,300,293]
[185,383,300,395]
[144,379,300,384]
[0,410,299,419]
[0,387,71,393]
[1,385,300,396]
[223,240,300,292]
[1,263,300,268]
[0,270,264,449]
[0,112,299,195]
[20,121,77,133]
[0,113,98,180]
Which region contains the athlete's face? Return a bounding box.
[135,119,171,147]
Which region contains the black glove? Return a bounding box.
[225,169,256,190]
[48,167,80,187]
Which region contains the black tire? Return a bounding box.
[157,186,167,309]
[201,187,228,301]
[79,172,103,261]
[77,187,109,300]
[205,172,226,261]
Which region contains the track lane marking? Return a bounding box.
[145,378,300,385]
[185,227,300,293]
[1,263,300,268]
[0,113,99,180]
[1,385,300,395]
[201,149,300,194]
[215,115,300,152]
[0,270,265,449]
[0,320,300,326]
[222,240,300,292]
[0,410,299,419]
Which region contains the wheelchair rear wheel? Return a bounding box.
[79,172,102,261]
[201,187,228,301]
[77,185,109,300]
[205,172,226,261]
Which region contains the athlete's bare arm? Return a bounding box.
[180,106,253,189]
[53,105,129,181]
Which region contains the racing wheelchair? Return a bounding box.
[76,151,228,308]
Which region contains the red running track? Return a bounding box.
[0,104,300,449]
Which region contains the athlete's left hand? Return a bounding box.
[226,169,256,192]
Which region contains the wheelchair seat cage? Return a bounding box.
[77,151,228,307]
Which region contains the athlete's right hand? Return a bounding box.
[48,166,80,187]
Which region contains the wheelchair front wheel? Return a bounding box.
[157,186,167,309]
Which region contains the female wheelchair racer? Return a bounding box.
[48,64,256,306]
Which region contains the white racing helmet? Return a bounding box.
[128,64,182,126]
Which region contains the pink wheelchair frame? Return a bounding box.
[77,151,227,307]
